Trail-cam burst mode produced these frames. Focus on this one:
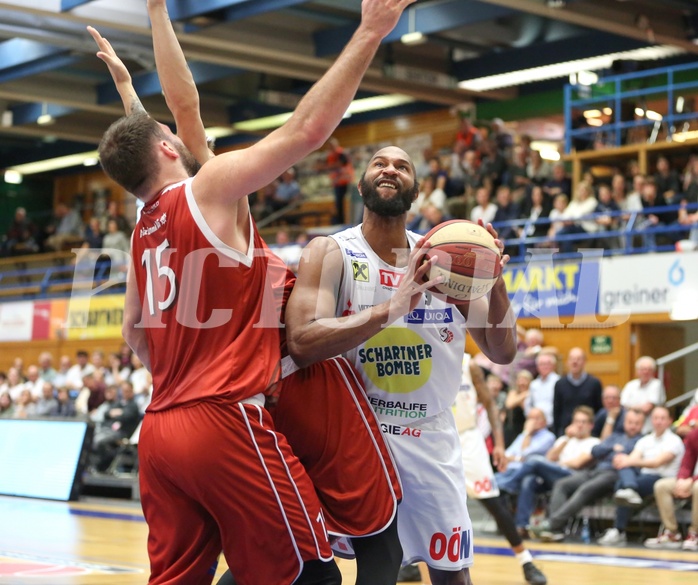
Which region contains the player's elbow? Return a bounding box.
[286,335,316,369]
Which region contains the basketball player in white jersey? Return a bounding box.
[285,146,517,585]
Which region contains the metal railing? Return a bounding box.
[564,61,698,153]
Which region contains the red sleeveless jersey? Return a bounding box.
[131,178,282,411]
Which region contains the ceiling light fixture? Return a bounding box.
[4,170,22,184]
[233,94,415,133]
[7,150,99,176]
[36,102,54,126]
[459,45,684,92]
[401,6,427,46]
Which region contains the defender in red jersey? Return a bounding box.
[95,1,416,583]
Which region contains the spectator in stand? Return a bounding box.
[553,347,603,437]
[22,365,43,399]
[65,350,94,392]
[82,217,104,249]
[625,174,645,212]
[37,352,57,384]
[102,219,131,269]
[681,156,698,204]
[497,406,599,537]
[495,408,556,485]
[75,371,106,417]
[322,137,355,225]
[506,145,531,201]
[470,186,498,226]
[488,373,507,413]
[554,181,598,254]
[513,328,544,378]
[504,370,534,448]
[594,183,621,249]
[644,427,698,550]
[454,115,482,153]
[0,371,6,394]
[593,385,626,439]
[621,355,666,434]
[51,387,77,417]
[532,409,645,542]
[678,200,698,245]
[270,167,302,212]
[461,149,483,198]
[518,186,550,240]
[542,163,571,203]
[610,172,628,208]
[108,352,130,386]
[598,406,685,545]
[491,117,514,155]
[546,193,569,243]
[5,367,25,401]
[407,174,446,226]
[44,202,84,251]
[100,200,132,236]
[525,351,560,429]
[527,150,553,186]
[479,138,508,192]
[2,207,39,257]
[35,382,58,417]
[52,355,72,390]
[492,184,519,242]
[637,178,671,250]
[654,156,680,202]
[0,392,14,418]
[407,202,445,233]
[13,388,37,419]
[91,350,114,386]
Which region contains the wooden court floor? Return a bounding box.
[1,495,697,584]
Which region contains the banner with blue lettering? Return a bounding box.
[503,251,602,319]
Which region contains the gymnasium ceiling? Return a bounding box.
[1,0,698,171]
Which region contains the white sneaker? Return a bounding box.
[644,529,683,549]
[613,488,643,506]
[598,528,626,546]
[683,530,698,551]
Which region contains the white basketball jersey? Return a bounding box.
[330,225,467,425]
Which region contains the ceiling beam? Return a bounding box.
[0,53,78,84]
[10,102,77,126]
[0,38,68,70]
[167,0,306,22]
[313,0,516,58]
[476,0,698,55]
[61,0,97,9]
[454,32,648,80]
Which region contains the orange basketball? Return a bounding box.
[421,219,502,304]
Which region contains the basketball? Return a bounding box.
[420,220,502,304]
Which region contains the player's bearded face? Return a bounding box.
[359,174,417,217]
[174,141,201,177]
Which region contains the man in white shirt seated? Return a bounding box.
[525,351,560,430]
[598,406,685,545]
[497,406,599,537]
[620,356,666,434]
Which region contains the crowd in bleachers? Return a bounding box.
[0,346,150,473]
[399,117,698,255]
[471,325,698,550]
[0,199,133,259]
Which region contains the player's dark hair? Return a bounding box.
[98,112,168,198]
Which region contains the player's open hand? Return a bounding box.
[87,26,131,86]
[360,0,417,40]
[387,238,443,322]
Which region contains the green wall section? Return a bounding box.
[477,89,563,121]
[0,179,54,234]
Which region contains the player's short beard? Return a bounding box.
[359,175,418,217]
[174,142,202,177]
